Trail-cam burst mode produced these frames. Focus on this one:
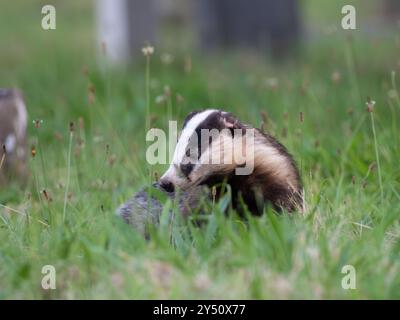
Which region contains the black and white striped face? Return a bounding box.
[159,109,244,192]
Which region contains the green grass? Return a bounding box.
[0,1,399,299]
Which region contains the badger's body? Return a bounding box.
[159,109,302,215]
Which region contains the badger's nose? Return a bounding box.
[159,180,175,193]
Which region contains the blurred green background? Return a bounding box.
[0,0,399,299]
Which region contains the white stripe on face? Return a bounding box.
[172,109,218,165]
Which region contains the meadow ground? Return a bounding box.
[0,1,399,299]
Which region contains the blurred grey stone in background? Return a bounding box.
[96,0,158,63]
[194,0,301,58]
[383,0,400,23]
[96,0,399,64]
[96,0,301,63]
[0,89,28,186]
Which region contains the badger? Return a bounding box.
[159,109,303,215]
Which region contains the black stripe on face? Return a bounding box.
[180,163,194,177]
[190,111,224,159]
[182,110,246,165]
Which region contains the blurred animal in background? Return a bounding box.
[0,88,28,186]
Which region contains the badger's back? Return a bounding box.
[234,128,302,214]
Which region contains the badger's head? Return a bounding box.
[159,109,250,192]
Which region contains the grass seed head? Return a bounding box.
[33,119,43,129]
[42,189,52,202]
[142,45,154,57]
[266,77,279,90]
[212,186,217,203]
[260,111,268,125]
[163,85,171,97]
[108,154,116,166]
[366,97,376,113]
[160,52,173,65]
[54,131,62,141]
[283,111,289,121]
[331,71,341,84]
[155,95,166,105]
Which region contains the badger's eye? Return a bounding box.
[180,163,194,177]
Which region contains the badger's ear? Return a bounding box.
[221,112,244,130]
[182,110,201,129]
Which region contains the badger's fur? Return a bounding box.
[159,109,302,215]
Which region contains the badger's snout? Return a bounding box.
[159,179,175,193]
